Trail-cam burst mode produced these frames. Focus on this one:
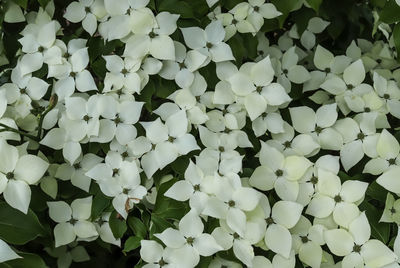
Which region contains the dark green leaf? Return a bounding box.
[271,0,302,27]
[158,0,194,19]
[12,0,28,9]
[306,0,323,12]
[127,217,147,238]
[38,0,51,7]
[359,201,390,243]
[0,202,46,245]
[393,23,400,62]
[123,236,141,252]
[109,210,127,239]
[4,253,47,268]
[91,192,111,220]
[379,0,400,24]
[150,214,175,235]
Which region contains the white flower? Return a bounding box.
[85,151,147,219]
[335,114,379,171]
[0,239,21,263]
[140,111,199,178]
[0,138,49,213]
[94,213,121,246]
[64,0,107,36]
[324,212,396,267]
[154,210,223,266]
[123,12,179,61]
[249,142,312,201]
[364,129,400,175]
[306,169,368,227]
[181,20,235,63]
[47,197,98,247]
[164,160,210,213]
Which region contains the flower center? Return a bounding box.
[390,207,396,214]
[83,115,91,122]
[70,72,76,78]
[253,6,260,12]
[73,163,81,169]
[121,151,129,159]
[233,232,240,239]
[112,168,119,177]
[85,6,91,13]
[193,184,200,191]
[310,176,318,185]
[218,146,225,152]
[206,42,213,49]
[283,141,291,148]
[300,236,309,243]
[324,67,330,73]
[158,258,167,266]
[149,31,158,39]
[353,244,361,253]
[121,68,128,75]
[275,169,283,177]
[186,236,195,245]
[383,93,390,99]
[389,158,396,165]
[364,107,371,112]
[347,84,354,90]
[168,136,175,142]
[357,132,365,140]
[228,200,236,207]
[334,195,342,203]
[69,218,77,225]
[265,217,275,226]
[6,172,14,180]
[315,126,323,134]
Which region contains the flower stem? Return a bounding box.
[0,123,39,141]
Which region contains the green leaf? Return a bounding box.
[137,80,156,112]
[38,0,50,7]
[379,0,400,24]
[91,192,111,220]
[359,201,390,243]
[4,253,47,268]
[150,214,175,235]
[123,236,141,253]
[306,0,323,12]
[366,181,387,202]
[127,217,147,238]
[158,0,194,19]
[393,23,400,62]
[270,0,302,27]
[11,0,28,9]
[0,202,46,245]
[109,210,127,239]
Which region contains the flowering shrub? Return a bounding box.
[2,0,400,267]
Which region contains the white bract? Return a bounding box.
[47,197,98,247]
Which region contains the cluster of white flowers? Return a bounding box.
[1,0,400,267]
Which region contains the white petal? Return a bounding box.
[299,242,322,268]
[62,141,82,165]
[314,45,334,70]
[164,180,193,201]
[194,233,222,256]
[316,103,337,128]
[19,52,43,76]
[150,35,175,61]
[343,59,365,87]
[54,222,76,247]
[179,210,204,238]
[265,224,292,258]
[305,194,335,218]
[233,239,254,267]
[14,154,49,184]
[64,2,86,23]
[209,42,235,62]
[349,212,371,245]
[377,166,400,195]
[205,20,225,44]
[324,229,353,257]
[181,27,206,49]
[0,239,21,262]
[261,83,291,105]
[47,201,72,222]
[288,65,310,84]
[0,138,19,173]
[341,180,368,203]
[244,92,267,121]
[4,180,31,214]
[289,106,316,133]
[272,200,303,229]
[362,240,397,268]
[251,56,274,86]
[140,240,163,263]
[377,129,400,159]
[333,202,360,228]
[82,13,97,36]
[40,128,66,150]
[71,196,92,220]
[226,208,246,237]
[75,70,97,92]
[340,140,364,171]
[154,228,185,248]
[73,221,98,238]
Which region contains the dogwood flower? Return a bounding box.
[306,169,368,227]
[324,212,396,267]
[64,0,107,36]
[123,12,179,61]
[364,129,400,175]
[94,213,121,246]
[47,197,98,247]
[380,193,400,224]
[249,142,312,201]
[154,210,223,266]
[0,138,49,213]
[181,20,235,63]
[290,104,343,150]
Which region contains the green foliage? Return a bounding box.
[0,202,46,245]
